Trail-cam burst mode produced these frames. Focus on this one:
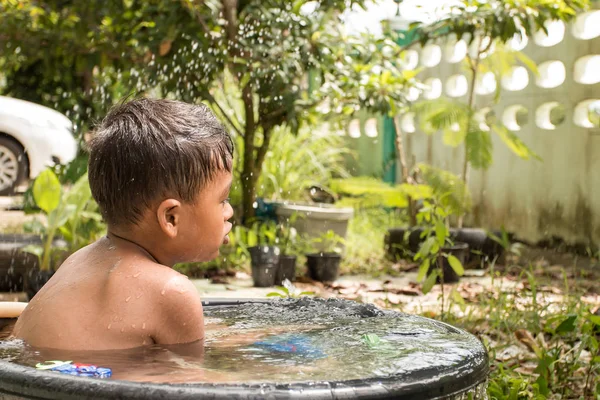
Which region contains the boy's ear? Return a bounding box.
[157,199,182,238]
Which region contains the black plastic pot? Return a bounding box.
[0,234,66,298]
[276,255,296,285]
[436,242,469,284]
[306,253,341,282]
[249,246,280,287]
[385,227,504,264]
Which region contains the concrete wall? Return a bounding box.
[397,10,600,245]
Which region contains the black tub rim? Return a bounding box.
[0,298,489,400]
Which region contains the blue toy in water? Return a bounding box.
[35,361,112,378]
[252,334,326,359]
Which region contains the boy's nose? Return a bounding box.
[224,203,234,220]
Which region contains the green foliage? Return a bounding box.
[412,0,589,47]
[343,209,404,275]
[275,213,309,257]
[256,126,353,203]
[1,0,418,222]
[414,199,464,296]
[412,99,540,169]
[331,176,433,209]
[22,169,105,271]
[417,164,472,217]
[309,229,346,255]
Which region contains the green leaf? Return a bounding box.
[466,128,493,169]
[492,123,541,161]
[451,288,465,305]
[21,244,43,258]
[266,292,286,298]
[362,333,382,348]
[417,258,430,282]
[555,315,577,334]
[588,314,600,326]
[422,269,438,294]
[417,236,437,258]
[435,220,448,247]
[32,169,61,214]
[447,255,465,276]
[442,127,467,147]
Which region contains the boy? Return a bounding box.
[13,98,234,351]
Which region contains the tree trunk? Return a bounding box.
[393,115,416,227]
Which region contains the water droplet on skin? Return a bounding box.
[131,324,136,329]
[107,323,111,330]
[125,296,131,302]
[120,327,125,333]
[142,323,146,330]
[161,290,166,295]
[136,294,142,299]
[178,289,187,294]
[133,272,141,278]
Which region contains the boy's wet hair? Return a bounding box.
[88,98,233,227]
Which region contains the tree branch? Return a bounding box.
[203,90,245,137]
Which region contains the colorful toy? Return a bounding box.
[35,361,112,378]
[253,334,326,359]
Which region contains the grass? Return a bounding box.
[341,208,405,276]
[329,213,600,398]
[384,262,600,399]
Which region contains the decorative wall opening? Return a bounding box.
[423,78,443,99]
[403,49,419,70]
[446,74,468,98]
[535,102,566,130]
[475,107,492,131]
[502,66,529,91]
[348,119,361,138]
[445,39,467,63]
[365,118,378,137]
[475,72,497,96]
[533,20,565,47]
[407,86,420,102]
[574,55,600,85]
[509,33,528,51]
[503,105,529,131]
[421,44,442,67]
[572,10,600,40]
[401,113,416,133]
[536,60,566,88]
[574,99,600,128]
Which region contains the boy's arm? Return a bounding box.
[153,274,205,346]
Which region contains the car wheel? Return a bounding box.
[0,137,27,196]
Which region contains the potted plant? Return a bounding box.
[247,221,280,287]
[414,196,466,288]
[305,230,345,282]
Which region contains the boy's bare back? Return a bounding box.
[13,235,204,350]
[13,98,233,351]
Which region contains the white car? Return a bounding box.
[0,96,78,195]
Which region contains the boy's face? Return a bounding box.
[175,170,234,263]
